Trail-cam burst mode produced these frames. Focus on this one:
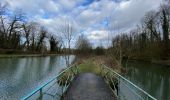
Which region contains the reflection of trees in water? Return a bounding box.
[49,56,59,71]
[162,76,170,100]
[125,61,170,100]
[0,56,75,99]
[35,57,53,79]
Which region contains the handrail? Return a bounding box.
[22,65,76,100]
[102,64,157,100]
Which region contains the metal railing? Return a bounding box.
[100,64,157,100]
[22,65,79,100]
[22,63,157,100]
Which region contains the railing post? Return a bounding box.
[71,67,76,75]
[118,75,120,96]
[76,66,79,74]
[39,88,43,100]
[101,64,157,100]
[100,65,103,76]
[22,65,77,100]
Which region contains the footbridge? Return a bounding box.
[22,65,157,100]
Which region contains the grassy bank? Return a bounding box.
[61,57,102,76]
[75,58,101,74]
[57,58,101,86]
[151,60,170,66]
[58,56,120,87]
[0,53,60,58]
[128,57,170,66]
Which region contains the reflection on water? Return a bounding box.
[0,55,75,100]
[123,61,170,100]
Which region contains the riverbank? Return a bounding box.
[70,55,122,74]
[58,56,121,89]
[0,54,60,58]
[151,60,170,66]
[128,57,170,66]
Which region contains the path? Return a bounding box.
[62,73,116,100]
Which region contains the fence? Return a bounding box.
[101,64,157,100]
[22,65,79,100]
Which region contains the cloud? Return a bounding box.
[83,30,111,47]
[57,0,83,10]
[110,0,162,31]
[87,30,108,40]
[75,0,117,29]
[0,0,163,47]
[2,0,61,18]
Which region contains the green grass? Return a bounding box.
[58,57,121,90]
[57,58,102,86]
[58,57,121,87]
[76,59,101,74]
[58,59,119,90]
[61,58,102,76]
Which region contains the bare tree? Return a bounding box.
[0,10,25,49]
[143,11,160,42]
[75,35,92,54]
[60,19,76,52]
[28,22,39,52]
[22,23,32,50]
[0,3,7,48]
[106,17,124,70]
[59,18,77,67]
[36,27,47,52]
[160,4,170,56]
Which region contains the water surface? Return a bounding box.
[123,61,170,100]
[0,55,74,100]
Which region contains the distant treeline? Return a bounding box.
[0,4,62,54]
[75,3,170,61]
[111,3,170,60]
[0,2,170,60]
[75,35,105,55]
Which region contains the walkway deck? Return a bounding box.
[62,73,116,100]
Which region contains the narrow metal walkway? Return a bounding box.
[62,73,116,100]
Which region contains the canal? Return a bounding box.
[0,55,75,100]
[0,56,169,100]
[123,61,170,100]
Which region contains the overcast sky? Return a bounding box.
[1,0,164,47]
